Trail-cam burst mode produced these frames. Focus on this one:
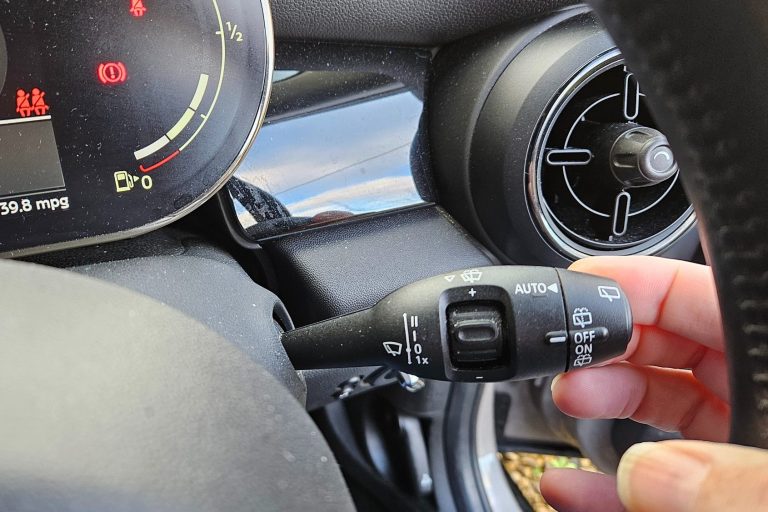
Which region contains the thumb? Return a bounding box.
[618,440,768,511]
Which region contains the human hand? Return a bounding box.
[539,256,768,511]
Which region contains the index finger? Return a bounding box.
[570,256,724,352]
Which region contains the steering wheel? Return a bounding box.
[585,0,768,448]
[0,260,355,511]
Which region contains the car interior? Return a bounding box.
[1,0,767,510]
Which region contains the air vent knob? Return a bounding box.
[608,125,679,187]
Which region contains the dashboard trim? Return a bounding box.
[1,0,275,259]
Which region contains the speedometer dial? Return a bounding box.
[0,0,272,255]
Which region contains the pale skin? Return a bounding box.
[540,256,768,512]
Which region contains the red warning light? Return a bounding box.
[129,0,147,17]
[98,62,128,85]
[15,88,50,118]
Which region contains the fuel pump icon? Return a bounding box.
[114,171,154,193]
[114,171,138,193]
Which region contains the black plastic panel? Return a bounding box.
[264,206,495,326]
[270,0,578,45]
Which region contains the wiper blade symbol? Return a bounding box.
[383,342,403,357]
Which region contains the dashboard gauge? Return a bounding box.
[0,0,272,256]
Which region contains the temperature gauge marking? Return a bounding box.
[133,73,209,163]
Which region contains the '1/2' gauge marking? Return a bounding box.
[134,0,228,173]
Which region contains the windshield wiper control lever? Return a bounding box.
[281,267,633,382]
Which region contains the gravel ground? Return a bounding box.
[500,452,599,512]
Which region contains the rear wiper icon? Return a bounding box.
[383,342,403,357]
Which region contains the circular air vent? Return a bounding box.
[430,10,700,266]
[529,52,695,259]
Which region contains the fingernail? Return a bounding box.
[550,373,563,392]
[618,442,708,512]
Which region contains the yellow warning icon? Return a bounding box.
[114,171,153,193]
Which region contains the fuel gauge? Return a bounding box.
[0,0,272,256]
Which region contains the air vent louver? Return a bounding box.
[530,54,695,258]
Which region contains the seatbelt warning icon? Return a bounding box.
[129,0,147,17]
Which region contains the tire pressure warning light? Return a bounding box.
[98,62,128,85]
[129,0,147,17]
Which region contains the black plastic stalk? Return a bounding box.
[282,267,633,383]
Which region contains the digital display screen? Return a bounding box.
[0,117,65,197]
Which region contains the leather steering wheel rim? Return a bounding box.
[585,0,768,447]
